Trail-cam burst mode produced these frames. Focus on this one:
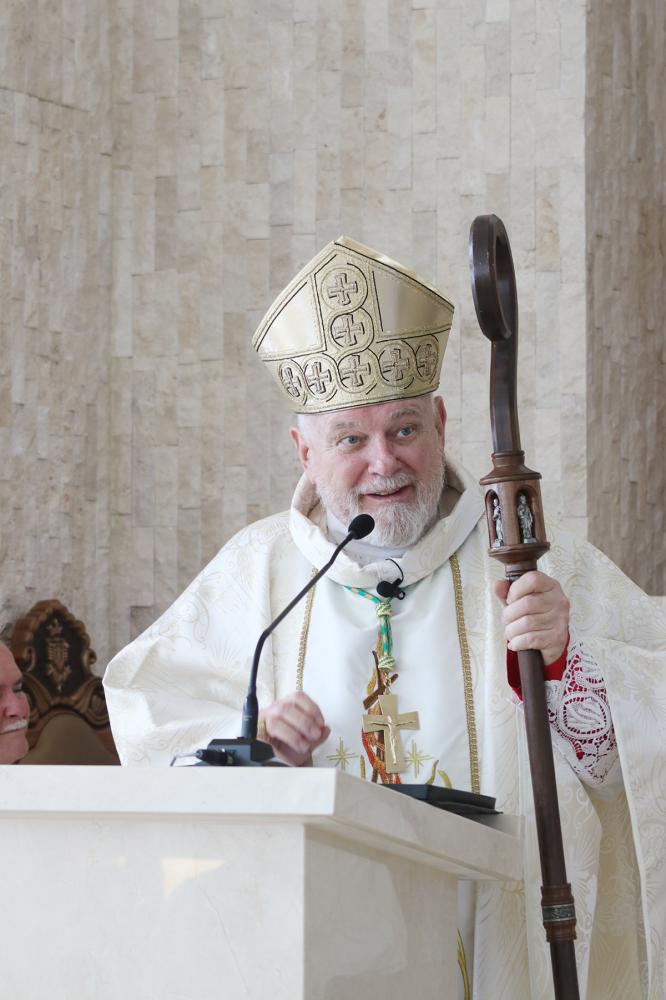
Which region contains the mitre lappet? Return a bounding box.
[252,237,455,412]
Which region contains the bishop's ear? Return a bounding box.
[290,425,310,475]
[434,395,447,444]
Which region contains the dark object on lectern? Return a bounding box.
[193,738,284,767]
[469,214,580,1000]
[388,784,499,816]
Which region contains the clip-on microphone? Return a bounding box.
[191,513,376,766]
[376,558,406,600]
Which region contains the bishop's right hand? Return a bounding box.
[259,692,330,767]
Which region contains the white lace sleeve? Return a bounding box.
[544,637,619,786]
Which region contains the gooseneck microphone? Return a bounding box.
[190,513,375,766]
[241,512,375,740]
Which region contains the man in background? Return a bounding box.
[0,642,29,764]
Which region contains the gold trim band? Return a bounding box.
[296,568,318,692]
[450,551,480,795]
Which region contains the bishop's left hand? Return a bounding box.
[493,571,570,666]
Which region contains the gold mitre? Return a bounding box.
[252,237,454,413]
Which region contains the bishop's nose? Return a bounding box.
[365,437,403,478]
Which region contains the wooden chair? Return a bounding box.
[10,599,119,765]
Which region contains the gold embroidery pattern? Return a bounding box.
[425,759,439,785]
[450,551,480,795]
[325,737,359,771]
[296,568,318,693]
[457,930,472,1000]
[438,768,453,788]
[404,739,434,778]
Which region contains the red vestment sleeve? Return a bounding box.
[506,635,569,699]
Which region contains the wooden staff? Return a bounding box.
[468,214,580,999]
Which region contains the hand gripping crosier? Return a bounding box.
[469,215,580,1000]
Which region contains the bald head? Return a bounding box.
[0,642,29,764]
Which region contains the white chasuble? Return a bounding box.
[291,542,474,790]
[104,461,666,1000]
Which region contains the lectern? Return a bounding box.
[0,767,522,999]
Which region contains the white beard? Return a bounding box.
[315,455,446,549]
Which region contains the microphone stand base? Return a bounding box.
[192,737,285,767]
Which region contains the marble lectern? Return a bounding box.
[0,767,522,1000]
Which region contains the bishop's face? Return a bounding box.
[291,394,447,548]
[0,643,30,764]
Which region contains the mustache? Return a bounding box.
[0,719,28,734]
[353,474,416,498]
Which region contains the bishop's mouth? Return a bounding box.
[361,484,414,503]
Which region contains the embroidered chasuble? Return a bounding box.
[299,555,476,792]
[104,460,666,1000]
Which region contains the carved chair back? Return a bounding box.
[10,600,119,765]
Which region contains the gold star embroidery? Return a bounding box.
[325,737,359,772]
[405,740,433,779]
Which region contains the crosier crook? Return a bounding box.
[468,215,580,1000]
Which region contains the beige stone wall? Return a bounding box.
[1,2,593,665]
[106,0,589,659]
[0,3,113,656]
[586,0,666,595]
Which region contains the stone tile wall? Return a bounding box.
[11,2,657,668]
[586,0,666,595]
[0,2,113,658]
[106,0,590,660]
